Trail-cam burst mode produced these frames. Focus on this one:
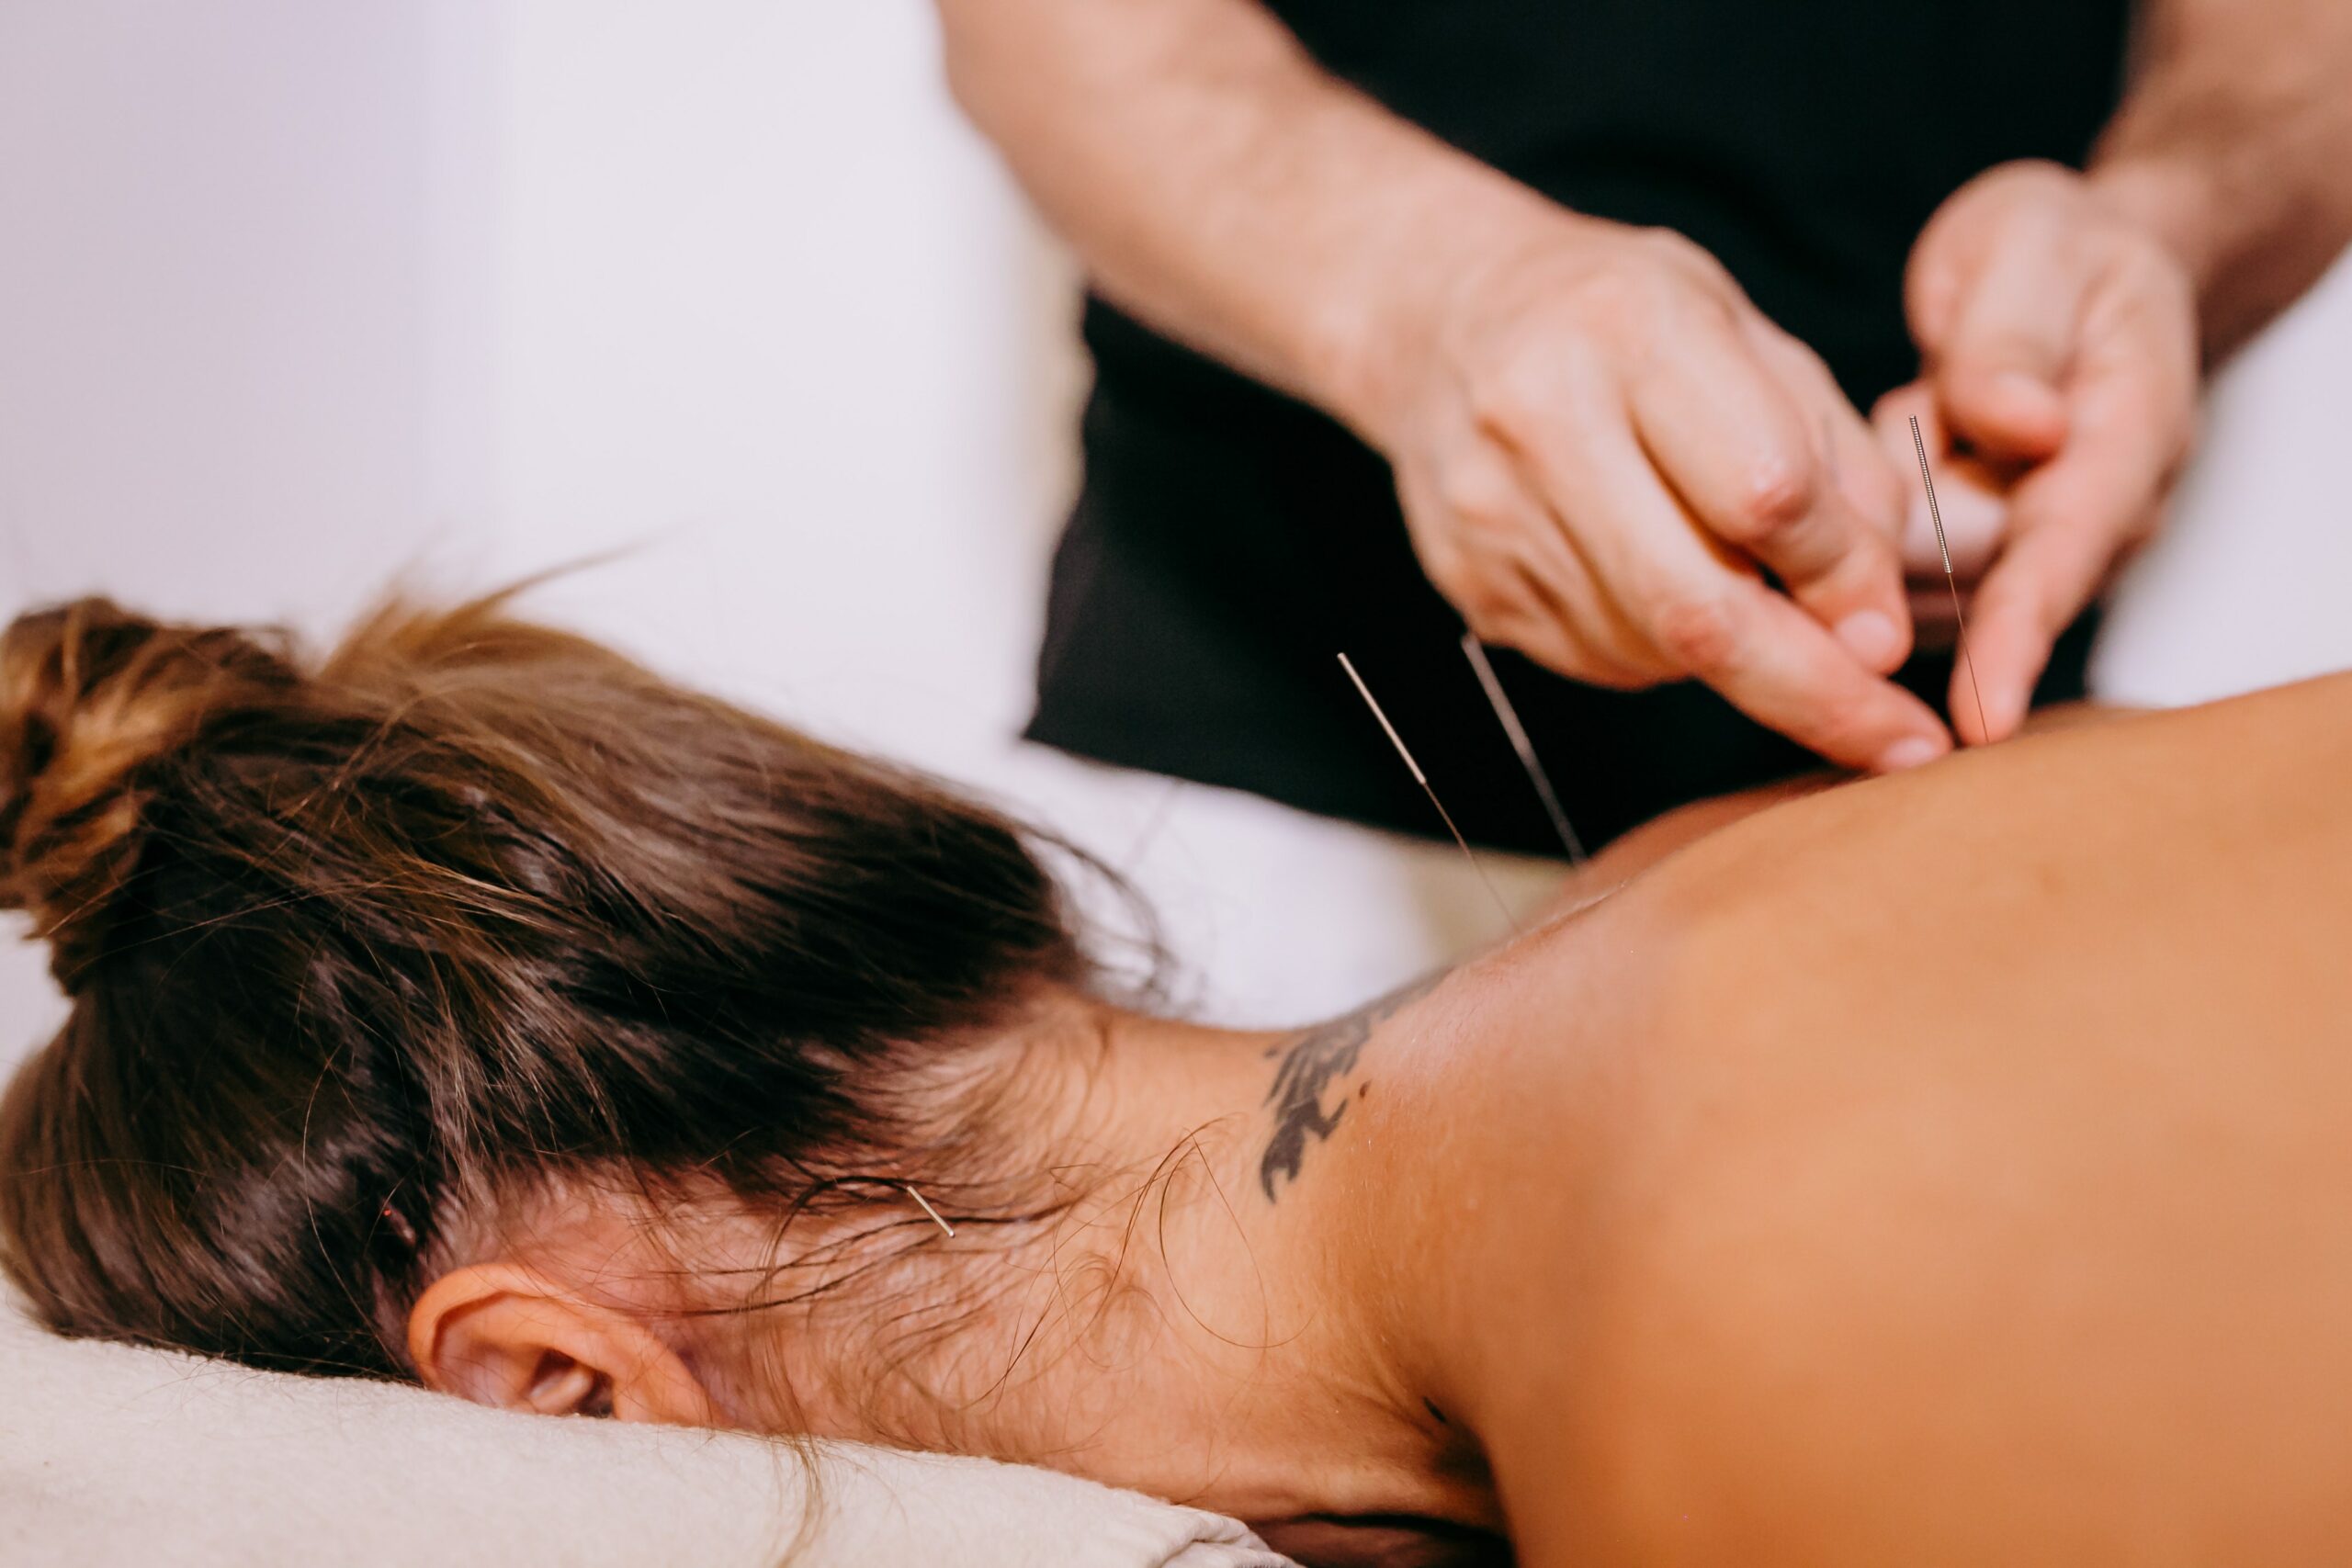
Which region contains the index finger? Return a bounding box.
[1628,313,1913,675]
[1524,415,1953,772]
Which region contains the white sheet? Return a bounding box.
[0,1285,1292,1568]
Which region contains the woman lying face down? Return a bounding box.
[8,594,2352,1567]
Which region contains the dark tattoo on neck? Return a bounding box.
[1258,973,1443,1201]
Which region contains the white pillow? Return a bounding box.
[0,1289,1288,1568]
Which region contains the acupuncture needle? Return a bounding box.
[1338,652,1522,935]
[1908,415,1992,746]
[904,1184,956,1238]
[1459,633,1588,864]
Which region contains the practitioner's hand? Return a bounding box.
[1351,209,1953,774]
[1894,160,2200,743]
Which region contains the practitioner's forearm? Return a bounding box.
[2092,0,2352,355]
[934,0,1555,439]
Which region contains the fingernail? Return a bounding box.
[1956,669,2018,742]
[1835,609,1904,671]
[1875,736,1941,773]
[1985,691,2025,741]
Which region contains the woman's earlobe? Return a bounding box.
[407,1262,716,1427]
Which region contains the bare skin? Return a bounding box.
[1391,676,2352,1562]
[418,676,2352,1563]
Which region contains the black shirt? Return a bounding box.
[1026,0,2132,855]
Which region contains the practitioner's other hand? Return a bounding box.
[1896,160,2200,744]
[1347,209,1952,774]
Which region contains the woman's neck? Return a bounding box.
[748,986,1492,1528]
[999,998,1463,1520]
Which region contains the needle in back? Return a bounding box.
[1459,633,1587,865]
[1338,652,1521,935]
[1907,415,1992,746]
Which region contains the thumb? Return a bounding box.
[1933,237,2084,462]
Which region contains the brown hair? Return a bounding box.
[0,592,1108,1382]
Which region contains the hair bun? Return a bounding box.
[0,598,300,982]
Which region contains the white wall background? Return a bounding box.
[1,0,2348,1064]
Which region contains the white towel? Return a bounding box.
[0,1289,1293,1568]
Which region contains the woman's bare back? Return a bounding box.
[1350,672,2352,1563]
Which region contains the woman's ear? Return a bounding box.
[408,1262,717,1427]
